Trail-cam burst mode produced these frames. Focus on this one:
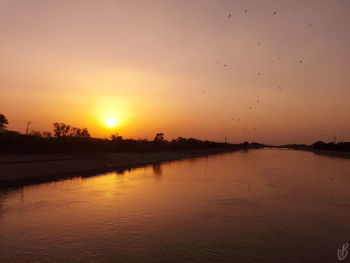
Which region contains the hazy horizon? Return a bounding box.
[1,0,350,144]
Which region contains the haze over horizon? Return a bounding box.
[1,0,350,145]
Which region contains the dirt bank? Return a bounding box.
[0,148,246,187]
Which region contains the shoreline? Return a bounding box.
[281,147,350,159]
[303,148,350,159]
[0,147,251,187]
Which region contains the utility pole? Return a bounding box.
[25,121,31,135]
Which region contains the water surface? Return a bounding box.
[1,149,350,262]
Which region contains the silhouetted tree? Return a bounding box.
[79,128,90,138]
[153,132,165,142]
[69,127,90,138]
[152,132,166,150]
[53,122,90,138]
[0,114,9,130]
[53,123,70,137]
[240,141,250,147]
[313,141,326,149]
[110,133,123,142]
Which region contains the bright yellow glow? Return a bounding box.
[91,96,133,136]
[105,115,118,128]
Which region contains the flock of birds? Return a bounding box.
[201,9,312,134]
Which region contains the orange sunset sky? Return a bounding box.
[1,0,350,145]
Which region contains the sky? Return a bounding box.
[1,0,350,145]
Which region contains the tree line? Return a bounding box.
[312,141,350,152]
[0,114,261,154]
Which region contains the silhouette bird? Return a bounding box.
[273,11,277,15]
[224,64,228,67]
[228,14,231,18]
[201,89,205,93]
[249,106,252,110]
[257,72,261,76]
[244,9,248,13]
[217,61,219,65]
[299,60,303,63]
[257,100,260,103]
[277,57,281,60]
[309,23,313,27]
[257,42,262,45]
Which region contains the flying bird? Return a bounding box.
[224,64,228,67]
[228,14,231,18]
[257,100,260,103]
[299,60,303,63]
[257,72,261,76]
[308,23,313,27]
[257,42,262,45]
[273,11,277,15]
[244,9,248,13]
[249,106,252,110]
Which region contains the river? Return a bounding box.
[0,149,350,262]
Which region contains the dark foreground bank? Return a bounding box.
[0,147,258,187]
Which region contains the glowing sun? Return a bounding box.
[105,116,118,128]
